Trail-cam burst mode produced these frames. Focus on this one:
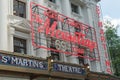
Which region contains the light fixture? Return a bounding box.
[51,59,54,62]
[87,65,90,69]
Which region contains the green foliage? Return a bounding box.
[104,20,120,76]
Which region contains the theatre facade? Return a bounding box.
[0,0,119,80]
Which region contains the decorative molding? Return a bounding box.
[8,15,30,32]
[44,0,59,11]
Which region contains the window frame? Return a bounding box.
[51,50,60,61]
[14,37,27,54]
[47,38,60,61]
[13,0,26,18]
[71,3,79,14]
[78,57,84,65]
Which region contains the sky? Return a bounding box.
[100,0,120,36]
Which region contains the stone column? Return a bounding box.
[90,4,102,72]
[26,0,31,20]
[0,0,9,50]
[61,0,78,63]
[8,27,15,52]
[61,0,71,16]
[36,34,48,59]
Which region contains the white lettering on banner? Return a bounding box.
[2,56,8,63]
[54,63,85,74]
[0,54,47,70]
[0,53,85,75]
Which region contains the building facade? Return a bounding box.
[0,0,114,80]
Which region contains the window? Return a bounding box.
[78,57,84,66]
[77,46,84,66]
[71,3,79,14]
[50,18,58,28]
[14,37,26,54]
[50,39,60,61]
[13,0,26,18]
[47,38,60,61]
[49,0,56,3]
[51,50,60,61]
[75,27,81,32]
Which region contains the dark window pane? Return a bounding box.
[75,27,81,32]
[71,3,79,14]
[51,51,60,61]
[78,57,84,66]
[48,38,60,61]
[13,0,18,15]
[14,37,26,54]
[18,2,26,17]
[50,18,58,29]
[13,0,26,18]
[14,47,25,54]
[49,0,56,3]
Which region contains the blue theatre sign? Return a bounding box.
[0,52,47,70]
[53,63,85,75]
[0,52,85,75]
